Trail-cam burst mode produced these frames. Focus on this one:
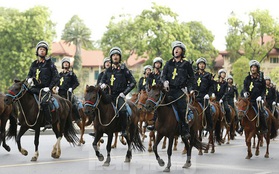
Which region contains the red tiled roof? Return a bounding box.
[126,53,148,67]
[82,50,104,67]
[214,54,224,69]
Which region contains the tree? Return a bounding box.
[269,67,279,87]
[226,10,278,62]
[232,56,250,91]
[0,6,55,92]
[61,15,93,70]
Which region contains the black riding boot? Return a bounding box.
[42,104,52,129]
[120,111,128,137]
[260,110,268,134]
[205,113,213,131]
[72,105,81,123]
[147,111,157,131]
[226,112,231,125]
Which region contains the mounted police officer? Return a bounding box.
[138,65,152,92]
[27,41,59,129]
[193,57,214,131]
[146,57,163,131]
[56,57,81,123]
[264,76,276,111]
[100,47,137,136]
[214,69,231,124]
[243,60,268,133]
[161,41,194,140]
[89,57,111,137]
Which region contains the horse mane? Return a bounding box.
[85,85,97,93]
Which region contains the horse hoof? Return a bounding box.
[148,147,153,152]
[162,145,166,149]
[51,153,60,159]
[198,151,203,155]
[158,159,165,166]
[111,145,116,148]
[124,157,131,163]
[98,154,104,161]
[182,149,187,155]
[173,147,177,151]
[3,145,11,152]
[255,151,259,156]
[103,162,110,166]
[211,149,215,153]
[245,154,252,159]
[163,168,170,172]
[264,154,269,158]
[204,149,208,153]
[226,142,230,144]
[21,149,28,156]
[182,161,191,168]
[31,156,37,161]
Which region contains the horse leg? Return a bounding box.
[31,127,41,161]
[252,135,256,148]
[198,129,203,155]
[16,126,29,156]
[264,133,270,158]
[148,130,154,152]
[51,137,62,159]
[111,132,118,148]
[173,136,178,151]
[226,125,230,144]
[162,136,167,149]
[255,134,261,156]
[103,133,113,166]
[245,132,253,159]
[183,140,192,168]
[163,137,174,172]
[1,119,11,152]
[124,134,132,163]
[76,120,85,146]
[210,130,215,153]
[153,133,165,167]
[93,133,104,161]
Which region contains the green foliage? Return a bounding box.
[269,67,279,87]
[61,15,93,70]
[0,6,55,92]
[232,56,250,91]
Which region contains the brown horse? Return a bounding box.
[83,85,145,166]
[188,92,222,154]
[236,97,278,159]
[137,90,178,152]
[4,80,78,161]
[219,103,236,144]
[145,85,207,172]
[0,93,17,152]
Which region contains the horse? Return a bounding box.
[0,93,17,152]
[219,103,236,144]
[236,97,278,159]
[145,85,207,172]
[83,85,145,166]
[187,91,222,154]
[137,89,178,152]
[4,80,79,161]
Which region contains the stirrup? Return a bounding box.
[147,125,155,131]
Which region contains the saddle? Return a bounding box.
[33,94,59,112]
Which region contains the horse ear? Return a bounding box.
[14,78,21,83]
[86,85,89,89]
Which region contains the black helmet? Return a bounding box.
[61,57,70,69]
[36,41,49,56]
[171,41,186,58]
[249,60,260,71]
[103,57,111,68]
[109,47,122,63]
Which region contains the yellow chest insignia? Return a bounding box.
[172,68,178,79]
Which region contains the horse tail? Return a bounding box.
[270,115,278,139]
[6,113,17,140]
[131,123,145,152]
[191,133,207,150]
[214,119,222,144]
[64,106,79,145]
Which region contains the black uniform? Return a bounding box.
[27,58,59,125]
[243,71,267,132]
[101,64,136,134]
[193,71,214,130]
[147,70,162,88]
[213,79,231,123]
[227,84,239,108]
[57,70,80,122]
[97,71,104,85]
[138,77,147,92]
[265,85,276,111]
[161,58,194,137]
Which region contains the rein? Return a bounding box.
[238,99,259,126]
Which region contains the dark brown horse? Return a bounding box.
[219,102,236,144]
[0,93,17,152]
[4,80,78,161]
[145,85,207,172]
[236,97,278,159]
[83,85,145,166]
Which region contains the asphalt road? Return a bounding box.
[0,130,279,174]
